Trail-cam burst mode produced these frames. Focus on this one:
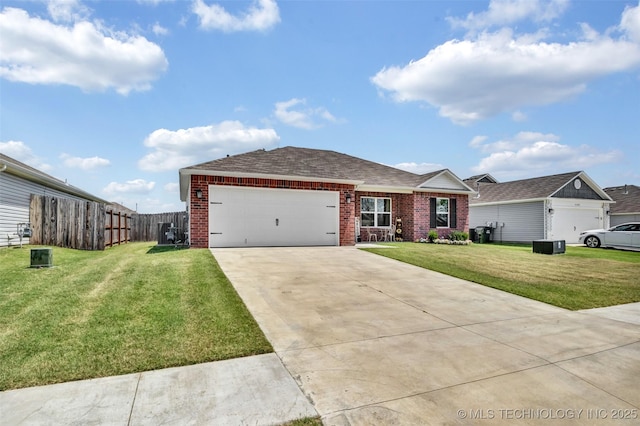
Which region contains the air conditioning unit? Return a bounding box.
[533,240,566,255]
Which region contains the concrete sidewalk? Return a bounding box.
[212,246,640,425]
[0,353,317,425]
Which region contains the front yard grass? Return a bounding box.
[362,243,640,310]
[0,243,272,391]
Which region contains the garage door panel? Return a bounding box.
[208,186,338,247]
[551,207,603,244]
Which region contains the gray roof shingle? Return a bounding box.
[184,146,448,188]
[604,185,640,214]
[466,171,584,204]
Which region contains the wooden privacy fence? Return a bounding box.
[130,212,188,242]
[105,210,132,248]
[30,195,188,250]
[30,195,107,250]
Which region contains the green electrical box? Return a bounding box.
[30,248,53,268]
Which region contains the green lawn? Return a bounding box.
[0,243,272,391]
[362,243,640,310]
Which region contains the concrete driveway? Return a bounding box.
[212,246,640,425]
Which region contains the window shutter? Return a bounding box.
[450,198,457,228]
[430,198,436,228]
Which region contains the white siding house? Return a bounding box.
[604,185,640,226]
[0,154,107,248]
[465,171,613,244]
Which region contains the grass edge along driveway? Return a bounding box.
[0,243,272,391]
[362,243,640,311]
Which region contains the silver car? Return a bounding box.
[578,222,640,249]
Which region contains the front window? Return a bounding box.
[361,197,391,227]
[436,198,449,227]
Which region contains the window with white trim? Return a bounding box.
[436,198,449,228]
[361,197,391,227]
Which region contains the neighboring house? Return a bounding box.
[179,146,475,248]
[0,153,107,248]
[604,184,640,226]
[464,171,613,244]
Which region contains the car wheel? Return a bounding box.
[584,236,601,248]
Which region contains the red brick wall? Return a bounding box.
[189,175,356,248]
[412,192,470,241]
[353,191,470,242]
[355,192,414,241]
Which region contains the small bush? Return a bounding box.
[427,229,438,242]
[450,230,469,241]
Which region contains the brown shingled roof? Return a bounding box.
[468,171,584,204]
[185,146,440,188]
[605,185,640,214]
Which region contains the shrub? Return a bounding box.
[449,230,469,241]
[428,229,438,242]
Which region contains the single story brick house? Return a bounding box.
[464,171,613,244]
[179,147,475,248]
[604,184,640,226]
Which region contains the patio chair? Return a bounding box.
[384,224,396,242]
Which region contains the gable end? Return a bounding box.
[552,178,604,200]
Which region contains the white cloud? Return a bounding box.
[372,4,640,125]
[274,98,341,129]
[621,2,640,43]
[470,131,560,153]
[47,0,90,23]
[152,22,169,36]
[164,182,179,193]
[103,179,155,195]
[0,7,168,95]
[192,0,280,32]
[511,110,527,122]
[60,153,110,170]
[391,162,445,175]
[470,132,622,178]
[447,0,569,33]
[0,140,53,171]
[138,120,280,172]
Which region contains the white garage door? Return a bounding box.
[551,207,603,243]
[208,186,339,248]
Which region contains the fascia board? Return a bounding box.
[471,197,549,207]
[356,185,475,195]
[418,169,476,193]
[414,187,476,195]
[356,185,414,194]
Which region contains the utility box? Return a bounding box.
[31,248,53,268]
[533,240,566,255]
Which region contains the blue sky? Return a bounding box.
[1,0,639,213]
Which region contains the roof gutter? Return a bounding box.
[355,184,475,195]
[471,197,615,207]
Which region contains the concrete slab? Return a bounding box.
[130,353,317,425]
[465,311,640,362]
[0,354,316,426]
[212,246,640,424]
[579,302,640,326]
[0,373,139,426]
[323,364,637,425]
[558,342,640,407]
[280,327,546,414]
